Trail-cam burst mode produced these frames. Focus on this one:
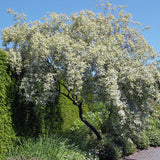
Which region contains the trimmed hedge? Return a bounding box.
[0,49,15,159]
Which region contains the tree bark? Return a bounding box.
[58,83,102,140]
[76,102,102,141]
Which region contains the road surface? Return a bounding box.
[121,147,160,160]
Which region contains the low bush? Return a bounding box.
[146,129,160,147]
[131,132,150,149]
[113,136,136,157]
[145,105,160,147]
[97,141,122,160]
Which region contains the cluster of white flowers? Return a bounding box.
[8,48,22,74]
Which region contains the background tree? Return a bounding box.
[1,2,160,140]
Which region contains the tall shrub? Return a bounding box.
[0,49,15,159]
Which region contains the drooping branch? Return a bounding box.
[75,101,102,140]
[58,82,102,140]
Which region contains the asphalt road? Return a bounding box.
[122,147,160,160]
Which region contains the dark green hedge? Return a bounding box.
[10,78,62,137]
[0,49,15,159]
[10,68,62,137]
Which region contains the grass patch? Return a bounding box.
[6,135,97,160]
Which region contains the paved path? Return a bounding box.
[120,147,160,160]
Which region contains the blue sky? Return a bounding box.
[0,0,160,53]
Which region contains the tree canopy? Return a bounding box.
[1,2,160,139]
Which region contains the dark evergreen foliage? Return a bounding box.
[10,78,63,137]
[0,49,15,159]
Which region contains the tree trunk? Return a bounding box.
[58,86,102,140]
[77,102,102,141]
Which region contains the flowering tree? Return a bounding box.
[1,2,160,140]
